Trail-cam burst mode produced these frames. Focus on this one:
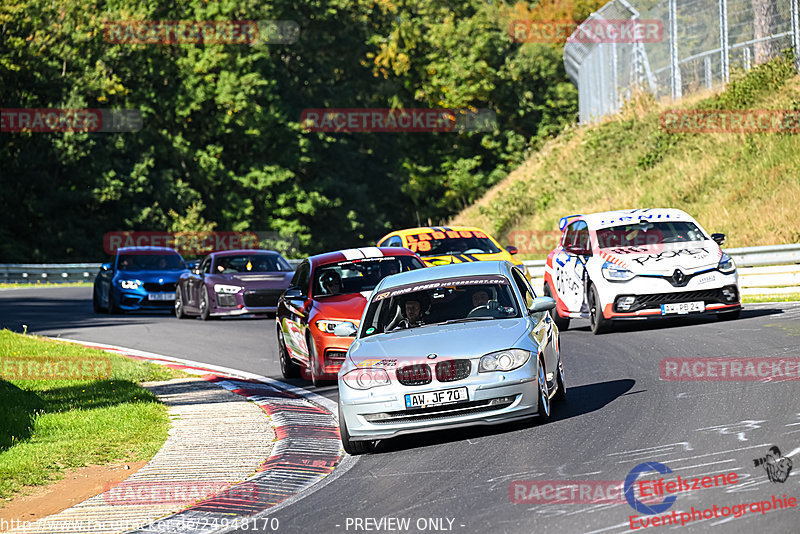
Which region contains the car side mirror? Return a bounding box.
[565,244,592,256]
[711,233,726,246]
[333,322,358,338]
[529,296,556,313]
[506,245,519,255]
[284,287,303,299]
[101,263,111,272]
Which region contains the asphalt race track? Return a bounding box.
[1,287,799,533]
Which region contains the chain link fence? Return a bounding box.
[564,0,800,123]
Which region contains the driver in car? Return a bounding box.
[395,295,427,329]
[471,289,490,308]
[321,271,342,295]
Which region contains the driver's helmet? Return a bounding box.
[320,270,342,294]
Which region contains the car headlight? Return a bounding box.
[478,349,530,372]
[601,261,636,281]
[316,319,358,333]
[341,368,391,390]
[717,253,736,274]
[119,279,141,289]
[214,284,243,294]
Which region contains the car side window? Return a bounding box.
[511,268,535,310]
[562,223,576,248]
[387,236,403,247]
[574,221,590,250]
[291,262,310,295]
[201,257,211,274]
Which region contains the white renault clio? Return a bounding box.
[543,208,741,334]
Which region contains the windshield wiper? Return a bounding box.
[430,316,496,326]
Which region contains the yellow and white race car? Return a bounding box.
[377,226,525,270]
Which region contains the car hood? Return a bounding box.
[348,317,532,363]
[114,270,186,282]
[208,272,293,287]
[313,292,372,321]
[422,252,520,266]
[597,241,722,275]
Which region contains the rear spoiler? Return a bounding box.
[558,214,584,231]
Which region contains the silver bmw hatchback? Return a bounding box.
[335,260,565,454]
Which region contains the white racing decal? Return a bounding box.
[358,247,384,258]
[340,248,365,260]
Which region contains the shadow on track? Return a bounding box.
[372,378,635,454]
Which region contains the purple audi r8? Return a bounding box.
[175,250,294,320]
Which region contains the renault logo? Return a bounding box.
[672,269,685,285]
[427,353,438,360]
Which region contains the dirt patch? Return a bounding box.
[0,461,147,531]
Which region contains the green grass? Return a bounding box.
[0,282,92,289]
[453,53,800,256]
[743,293,800,303]
[0,330,190,501]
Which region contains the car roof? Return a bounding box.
[578,208,696,230]
[376,260,513,291]
[117,246,180,254]
[210,249,282,257]
[384,225,489,237]
[308,247,419,267]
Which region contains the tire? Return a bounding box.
[199,286,211,321]
[554,356,566,402]
[543,283,569,331]
[174,288,188,319]
[339,405,375,455]
[718,309,741,321]
[307,333,324,387]
[588,284,612,335]
[108,287,121,314]
[536,356,551,422]
[93,286,106,313]
[278,324,300,378]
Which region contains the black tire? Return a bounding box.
[554,356,566,402]
[307,333,324,387]
[536,355,551,422]
[543,283,569,331]
[278,324,300,378]
[588,284,612,335]
[339,405,375,455]
[199,286,211,321]
[718,308,741,321]
[108,287,121,314]
[93,286,106,314]
[174,288,188,319]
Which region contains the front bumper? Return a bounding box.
[339,361,540,441]
[117,288,175,310]
[210,288,283,316]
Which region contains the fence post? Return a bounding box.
[792,0,800,72]
[719,0,730,84]
[669,0,681,100]
[744,47,751,70]
[704,56,712,89]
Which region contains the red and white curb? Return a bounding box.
[52,338,358,534]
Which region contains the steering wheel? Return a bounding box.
[463,248,484,254]
[467,300,500,318]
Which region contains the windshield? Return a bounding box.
[595,221,707,248]
[360,275,520,337]
[116,253,185,271]
[405,229,501,256]
[313,256,424,298]
[213,254,291,273]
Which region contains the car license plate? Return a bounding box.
[405,387,468,409]
[148,292,176,301]
[661,301,704,315]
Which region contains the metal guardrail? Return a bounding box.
[1,245,798,294]
[522,243,800,295]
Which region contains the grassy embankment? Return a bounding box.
[452,54,800,255]
[0,330,189,501]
